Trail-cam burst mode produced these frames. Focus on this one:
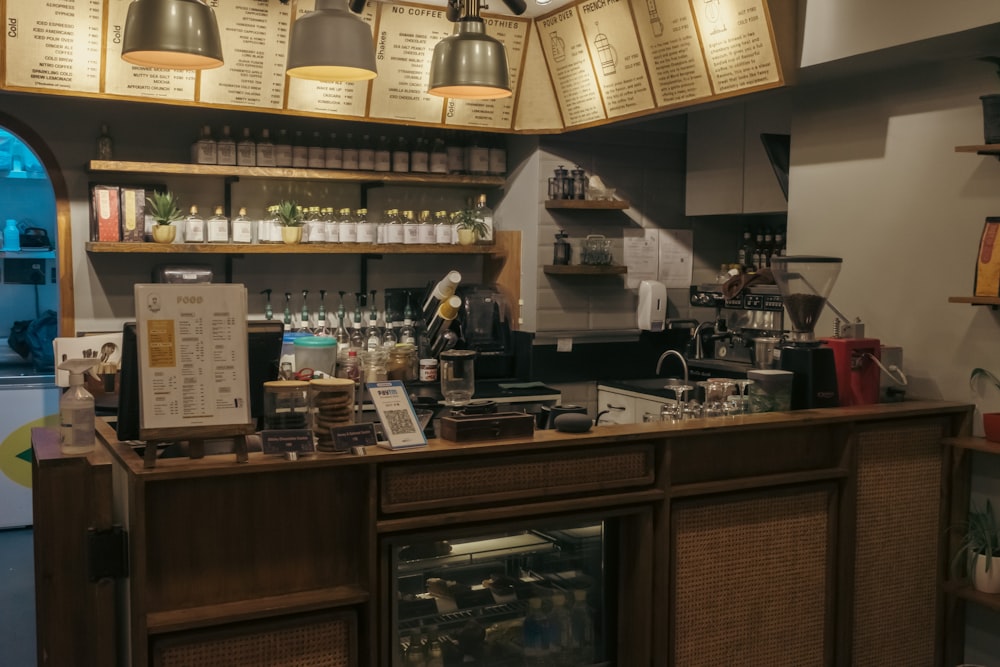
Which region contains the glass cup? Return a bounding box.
[440,349,476,406]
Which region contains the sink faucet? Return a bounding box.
[655,349,689,383]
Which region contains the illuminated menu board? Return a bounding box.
[537,6,606,127]
[285,0,378,119]
[199,0,291,109]
[4,0,102,92]
[103,0,196,101]
[578,0,654,119]
[693,0,779,94]
[631,0,712,107]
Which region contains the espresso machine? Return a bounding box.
[770,256,841,409]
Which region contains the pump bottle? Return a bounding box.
[58,358,97,455]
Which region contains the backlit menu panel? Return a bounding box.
[693,0,779,94]
[368,3,451,124]
[103,0,196,101]
[632,0,711,106]
[578,0,654,118]
[4,0,102,92]
[537,6,606,127]
[444,14,531,130]
[199,0,291,109]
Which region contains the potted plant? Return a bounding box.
[952,499,1000,594]
[276,200,303,244]
[969,367,1000,441]
[147,190,182,243]
[452,208,487,246]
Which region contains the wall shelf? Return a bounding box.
[947,296,1000,307]
[87,160,506,188]
[544,199,629,210]
[955,144,1000,157]
[942,435,1000,455]
[942,581,1000,612]
[543,264,627,275]
[86,241,499,255]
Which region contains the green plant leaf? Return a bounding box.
[146,191,182,226]
[970,367,1000,393]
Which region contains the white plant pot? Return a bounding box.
[971,552,1000,594]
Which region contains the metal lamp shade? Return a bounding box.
[121,0,224,70]
[428,19,512,100]
[286,0,377,82]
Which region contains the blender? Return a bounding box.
[770,256,841,409]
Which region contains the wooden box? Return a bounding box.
[438,412,534,442]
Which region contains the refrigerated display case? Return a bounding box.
[388,520,610,667]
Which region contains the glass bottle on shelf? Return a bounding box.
[737,228,753,269]
[523,597,550,665]
[237,128,256,166]
[207,206,229,243]
[216,125,237,166]
[402,209,419,245]
[354,208,374,244]
[466,133,489,175]
[474,194,494,243]
[762,229,774,268]
[256,128,276,167]
[184,205,205,243]
[773,230,786,258]
[292,130,309,168]
[96,123,113,160]
[192,125,217,165]
[429,136,448,174]
[324,132,342,169]
[374,135,392,172]
[417,210,435,244]
[231,207,253,244]
[339,207,357,243]
[342,133,359,170]
[392,136,410,173]
[358,134,376,171]
[570,589,595,664]
[547,593,572,666]
[308,206,327,243]
[385,209,404,245]
[323,207,339,243]
[434,210,452,244]
[446,132,465,174]
[349,302,365,352]
[308,131,326,169]
[274,129,293,167]
[752,229,765,271]
[488,135,507,175]
[410,135,429,173]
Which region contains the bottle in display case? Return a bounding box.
[274,129,293,167]
[237,128,256,166]
[256,129,276,167]
[216,126,236,165]
[389,520,607,666]
[184,205,205,243]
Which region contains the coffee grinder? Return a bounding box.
[770,256,841,409]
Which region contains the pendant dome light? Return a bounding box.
[286,0,378,82]
[428,0,513,100]
[121,0,224,70]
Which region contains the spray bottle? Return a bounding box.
[58,358,97,455]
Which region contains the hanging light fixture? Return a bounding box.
[428,0,513,100]
[121,0,224,70]
[286,0,377,82]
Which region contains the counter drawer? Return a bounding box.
[380,444,655,514]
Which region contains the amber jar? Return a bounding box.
[387,344,417,381]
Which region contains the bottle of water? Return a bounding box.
[523,597,550,665]
[548,593,572,665]
[570,589,595,664]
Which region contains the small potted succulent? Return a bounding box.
[969,367,1000,441]
[951,499,1000,594]
[276,200,304,244]
[147,190,182,243]
[451,208,488,246]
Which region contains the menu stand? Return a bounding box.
[140,423,256,469]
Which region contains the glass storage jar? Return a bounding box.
[262,380,310,430]
[309,377,355,451]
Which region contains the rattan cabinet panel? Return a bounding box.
[380,444,655,513]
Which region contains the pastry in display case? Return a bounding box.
[388,521,608,666]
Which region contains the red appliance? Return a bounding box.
[820,337,881,406]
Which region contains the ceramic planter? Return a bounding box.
[151,225,176,243]
[983,412,1000,442]
[457,228,476,246]
[281,226,303,244]
[971,552,1000,594]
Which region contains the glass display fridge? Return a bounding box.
[387,519,612,666]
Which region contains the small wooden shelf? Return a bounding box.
[544,199,630,210]
[948,296,1000,306]
[942,435,1000,455]
[145,584,369,634]
[86,241,498,255]
[942,581,1000,612]
[543,264,627,275]
[87,160,506,187]
[955,144,1000,156]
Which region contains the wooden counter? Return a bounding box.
[34,401,973,667]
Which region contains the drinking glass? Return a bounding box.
[701,380,726,418]
[440,349,476,406]
[665,383,693,422]
[734,379,754,414]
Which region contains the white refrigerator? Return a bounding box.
[0,379,59,527]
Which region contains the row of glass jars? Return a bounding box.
[258,207,466,245]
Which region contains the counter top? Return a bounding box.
[92,400,971,479]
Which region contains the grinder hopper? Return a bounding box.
[769,256,842,344]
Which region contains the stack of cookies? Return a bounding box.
[309,378,355,452]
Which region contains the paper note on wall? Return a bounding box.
[657,229,693,288]
[623,228,659,289]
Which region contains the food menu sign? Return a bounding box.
[0,0,786,132]
[285,0,378,119]
[103,0,196,101]
[3,0,102,92]
[199,0,291,109]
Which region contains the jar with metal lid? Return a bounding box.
[359,349,389,384]
[419,358,438,382]
[387,344,417,381]
[309,377,355,451]
[262,380,310,430]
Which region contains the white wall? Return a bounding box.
[788,56,1000,661]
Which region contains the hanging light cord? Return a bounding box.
[862,352,907,386]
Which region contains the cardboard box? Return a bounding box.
[119,188,146,242]
[90,185,120,242]
[975,217,1000,297]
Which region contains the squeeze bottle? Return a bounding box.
[58,358,97,455]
